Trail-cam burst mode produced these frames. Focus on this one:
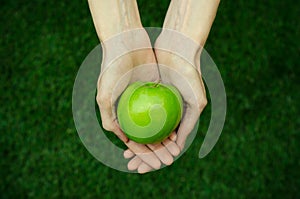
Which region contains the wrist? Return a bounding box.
[101,28,153,67]
[162,0,220,46]
[88,0,143,41]
[155,29,200,63]
[99,24,144,42]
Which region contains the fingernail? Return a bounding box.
[169,132,177,141]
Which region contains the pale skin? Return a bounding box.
[88,0,220,173]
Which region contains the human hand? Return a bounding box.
[124,31,207,173]
[97,28,184,173]
[89,0,184,173]
[124,132,180,174]
[96,29,159,142]
[89,0,218,174]
[130,0,218,156]
[154,31,208,150]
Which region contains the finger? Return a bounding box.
[169,131,177,142]
[97,95,129,143]
[126,141,161,170]
[147,143,174,166]
[162,139,181,157]
[176,107,200,151]
[113,126,128,143]
[112,121,129,143]
[127,156,142,171]
[102,119,128,143]
[124,149,135,159]
[138,163,153,174]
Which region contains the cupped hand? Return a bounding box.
[124,132,180,174]
[154,30,208,151]
[122,30,207,174]
[96,29,180,172]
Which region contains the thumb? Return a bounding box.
[97,95,129,143]
[176,107,200,150]
[101,111,128,143]
[111,121,129,143]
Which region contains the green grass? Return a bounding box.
[1,0,299,198]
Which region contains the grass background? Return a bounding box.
[1,0,299,198]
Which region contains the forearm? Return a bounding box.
[163,0,220,46]
[88,0,143,41]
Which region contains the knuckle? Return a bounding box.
[96,93,111,108]
[197,97,207,112]
[202,97,208,107]
[102,121,115,131]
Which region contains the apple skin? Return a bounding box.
[117,81,183,144]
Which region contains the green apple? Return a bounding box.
[117,81,183,144]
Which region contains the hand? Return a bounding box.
[124,132,180,174]
[89,0,184,173]
[96,29,181,172]
[148,0,219,152]
[96,29,159,142]
[154,31,208,151]
[124,31,207,174]
[89,0,218,174]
